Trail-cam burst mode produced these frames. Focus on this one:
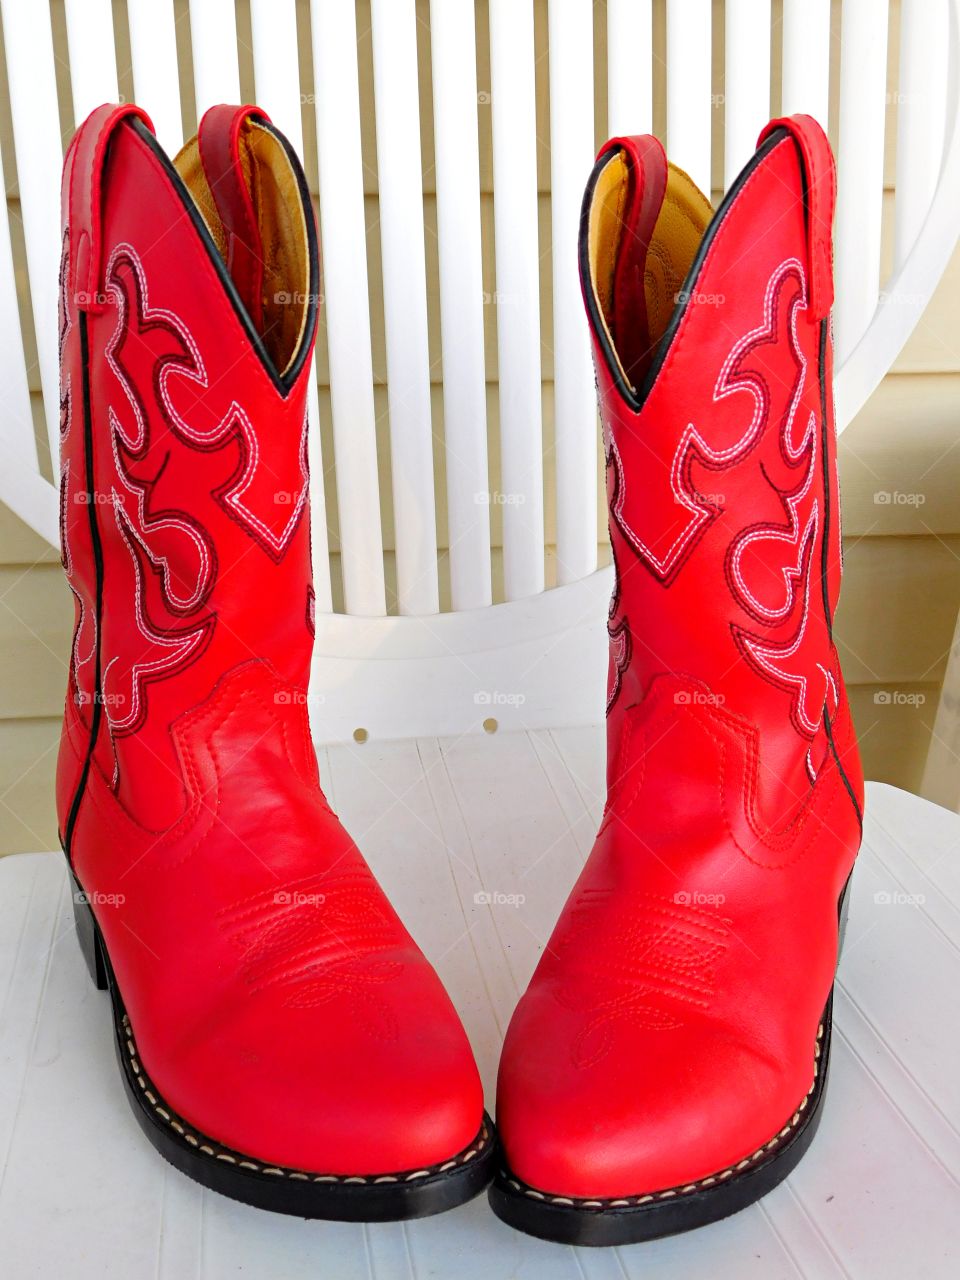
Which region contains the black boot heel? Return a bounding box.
[69,868,109,991]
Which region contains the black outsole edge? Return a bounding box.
[488,878,853,1246]
[68,866,497,1221]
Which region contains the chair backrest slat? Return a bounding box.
[249,0,333,614]
[781,0,831,123]
[370,0,440,616]
[189,0,241,116]
[666,0,712,198]
[488,0,545,601]
[607,0,653,139]
[2,0,959,637]
[64,0,119,124]
[0,0,64,479]
[549,0,597,586]
[249,0,304,146]
[429,0,493,612]
[127,0,183,155]
[310,0,386,617]
[895,0,950,272]
[724,0,771,188]
[835,0,890,366]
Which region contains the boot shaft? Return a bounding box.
[58,104,319,835]
[579,115,862,818]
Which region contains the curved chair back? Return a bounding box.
[0,0,957,741]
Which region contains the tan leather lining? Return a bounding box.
[645,163,714,344]
[585,150,713,390]
[172,136,228,257]
[172,122,310,376]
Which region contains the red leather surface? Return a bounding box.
[496,118,863,1199]
[57,109,483,1175]
[197,104,268,330]
[601,133,668,385]
[65,102,153,313]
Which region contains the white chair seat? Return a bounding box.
[0,733,957,1276]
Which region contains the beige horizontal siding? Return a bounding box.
[0,718,62,854]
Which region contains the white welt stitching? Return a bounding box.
[120,1013,490,1183]
[506,1019,825,1210]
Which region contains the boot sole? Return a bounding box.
[488,876,853,1246]
[68,864,497,1220]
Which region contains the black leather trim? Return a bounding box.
[824,706,864,831]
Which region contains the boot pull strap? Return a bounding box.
[197,104,272,331]
[595,134,668,386]
[66,103,154,313]
[757,114,836,320]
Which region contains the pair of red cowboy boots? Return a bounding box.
[57,103,861,1243]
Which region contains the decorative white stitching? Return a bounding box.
[729,416,818,624]
[611,257,808,583]
[59,460,98,679]
[105,243,308,559]
[100,501,209,738]
[739,561,829,738]
[108,421,213,613]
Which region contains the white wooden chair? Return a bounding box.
[1,5,959,1273]
[1,0,959,745]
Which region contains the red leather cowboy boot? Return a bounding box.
[490,116,863,1244]
[57,103,494,1220]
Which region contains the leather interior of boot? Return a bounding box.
[173,122,311,377]
[586,149,713,391]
